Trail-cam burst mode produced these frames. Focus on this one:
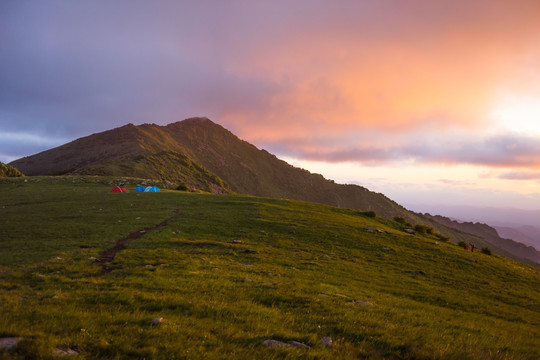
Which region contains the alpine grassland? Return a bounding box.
[1,177,539,359]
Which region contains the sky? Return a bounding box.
[2,0,540,215]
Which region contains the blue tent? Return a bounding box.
[144,186,160,192]
[134,186,146,192]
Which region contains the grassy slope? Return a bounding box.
[0,177,538,359]
[8,119,534,263]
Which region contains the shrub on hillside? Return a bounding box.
[481,247,492,255]
[176,182,189,191]
[394,216,412,227]
[362,210,377,218]
[0,162,24,177]
[436,233,450,242]
[457,241,468,248]
[414,224,432,235]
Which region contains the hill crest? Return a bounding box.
[9,118,539,265]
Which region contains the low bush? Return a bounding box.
[414,224,432,234]
[436,233,450,242]
[176,182,189,191]
[362,210,377,218]
[457,241,468,248]
[481,247,492,255]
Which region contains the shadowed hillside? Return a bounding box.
[9,118,538,265]
[10,118,415,219]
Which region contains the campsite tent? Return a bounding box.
[134,186,146,192]
[110,186,125,193]
[144,186,160,192]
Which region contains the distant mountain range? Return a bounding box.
[423,214,540,265]
[9,117,539,266]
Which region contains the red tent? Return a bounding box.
[110,186,124,193]
[120,187,127,192]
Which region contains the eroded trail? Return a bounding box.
[96,213,179,274]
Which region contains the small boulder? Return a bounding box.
[151,317,163,325]
[288,340,310,349]
[403,228,415,234]
[0,337,22,350]
[263,339,288,348]
[53,348,79,357]
[349,300,375,307]
[262,339,310,349]
[320,337,333,347]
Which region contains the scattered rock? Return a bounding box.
[0,337,22,350]
[139,230,146,234]
[244,278,252,282]
[230,239,243,244]
[55,257,63,260]
[382,247,392,251]
[151,317,163,325]
[468,258,477,263]
[334,293,350,298]
[322,254,331,259]
[318,293,329,297]
[144,264,154,268]
[349,300,375,307]
[53,348,79,357]
[244,249,257,254]
[261,282,274,286]
[262,339,310,349]
[263,339,288,348]
[375,229,384,233]
[320,337,333,347]
[434,241,439,245]
[288,340,310,349]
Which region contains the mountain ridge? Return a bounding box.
[9,117,539,265]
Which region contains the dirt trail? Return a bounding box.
[96,213,179,274]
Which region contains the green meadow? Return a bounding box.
[1,177,539,359]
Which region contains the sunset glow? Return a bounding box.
[1,0,540,212]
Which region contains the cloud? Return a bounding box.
[498,171,540,181]
[2,0,540,166]
[259,132,540,168]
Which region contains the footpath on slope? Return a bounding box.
[95,212,180,275]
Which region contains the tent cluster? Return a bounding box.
[135,186,160,192]
[109,185,160,193]
[110,186,127,193]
